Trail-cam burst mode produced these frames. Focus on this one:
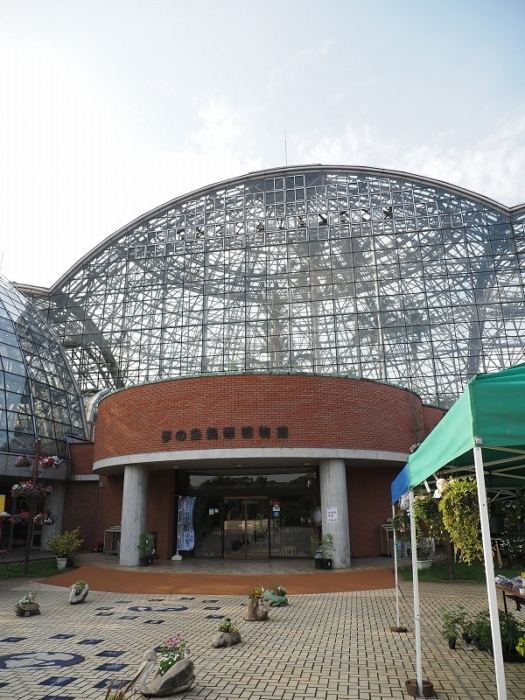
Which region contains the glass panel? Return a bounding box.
[193,497,223,557]
[245,498,269,560]
[269,494,318,558]
[223,498,246,559]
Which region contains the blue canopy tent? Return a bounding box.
[391,363,525,700]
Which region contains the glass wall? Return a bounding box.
[0,278,86,457]
[28,167,525,408]
[187,469,318,558]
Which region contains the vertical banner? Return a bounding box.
[177,497,196,551]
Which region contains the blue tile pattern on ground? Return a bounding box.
[204,606,221,610]
[77,639,103,645]
[95,607,113,610]
[1,637,26,643]
[206,614,224,619]
[50,634,75,639]
[41,695,75,700]
[94,679,132,689]
[96,650,124,658]
[95,663,127,672]
[118,615,138,620]
[144,619,164,624]
[40,677,75,687]
[96,612,115,616]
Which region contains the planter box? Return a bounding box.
[417,559,432,570]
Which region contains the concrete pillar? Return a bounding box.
[41,481,65,550]
[319,458,351,569]
[119,464,148,566]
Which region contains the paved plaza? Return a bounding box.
[0,556,524,700]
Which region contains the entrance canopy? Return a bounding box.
[392,362,525,503]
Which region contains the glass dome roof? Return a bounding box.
[0,276,86,458]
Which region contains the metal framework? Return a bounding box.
[24,166,525,408]
[0,278,86,457]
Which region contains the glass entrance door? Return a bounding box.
[223,497,269,559]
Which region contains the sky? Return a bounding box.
[0,0,524,288]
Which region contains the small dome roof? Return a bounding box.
[0,276,86,458]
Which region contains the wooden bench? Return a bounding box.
[496,584,525,614]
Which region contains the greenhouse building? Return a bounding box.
[1,165,524,568]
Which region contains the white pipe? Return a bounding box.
[392,504,400,628]
[474,446,507,700]
[409,490,423,696]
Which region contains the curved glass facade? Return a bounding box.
[0,277,86,457]
[27,167,525,408]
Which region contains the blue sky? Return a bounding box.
[1,0,524,287]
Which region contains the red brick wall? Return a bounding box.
[70,443,95,475]
[423,405,446,435]
[63,481,101,551]
[95,375,436,461]
[347,466,398,557]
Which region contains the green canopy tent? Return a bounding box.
[392,363,525,700]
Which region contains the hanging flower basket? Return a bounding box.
[10,481,53,499]
[39,455,62,470]
[33,511,56,526]
[9,510,30,524]
[15,455,33,468]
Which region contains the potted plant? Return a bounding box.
[416,537,432,570]
[321,533,334,569]
[212,617,242,647]
[244,586,269,621]
[46,527,84,569]
[310,534,322,569]
[137,633,195,696]
[69,579,89,604]
[441,608,462,649]
[263,583,288,607]
[15,586,41,617]
[138,531,154,566]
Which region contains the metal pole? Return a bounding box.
[393,504,400,628]
[409,490,423,696]
[474,445,507,700]
[171,495,182,561]
[23,439,41,576]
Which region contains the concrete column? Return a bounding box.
[119,464,148,566]
[41,481,65,550]
[319,459,351,569]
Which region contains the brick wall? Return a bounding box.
[95,374,437,461]
[347,466,398,558]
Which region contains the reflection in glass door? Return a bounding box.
[223,497,269,559]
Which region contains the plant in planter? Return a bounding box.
[212,617,242,647]
[441,608,461,649]
[321,533,334,569]
[136,633,195,696]
[69,579,89,604]
[416,537,433,570]
[391,508,411,543]
[264,583,288,606]
[439,477,483,564]
[15,584,41,616]
[310,534,323,569]
[245,586,269,621]
[470,609,525,660]
[138,531,154,566]
[46,527,84,568]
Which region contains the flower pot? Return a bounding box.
[314,558,322,569]
[405,678,435,697]
[212,630,242,647]
[56,557,68,569]
[447,638,456,649]
[244,598,269,621]
[416,559,432,570]
[69,583,89,604]
[15,603,40,617]
[321,558,333,569]
[139,556,150,566]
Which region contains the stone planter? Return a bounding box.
[211,630,242,647]
[263,591,288,607]
[321,558,333,569]
[15,603,40,617]
[244,598,268,621]
[137,652,195,697]
[405,678,435,697]
[56,557,68,569]
[69,583,89,604]
[416,559,432,570]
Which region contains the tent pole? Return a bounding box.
[392,504,400,628]
[474,446,507,700]
[409,490,423,696]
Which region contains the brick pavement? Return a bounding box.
[0,559,524,699]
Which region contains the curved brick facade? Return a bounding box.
[94,374,434,462]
